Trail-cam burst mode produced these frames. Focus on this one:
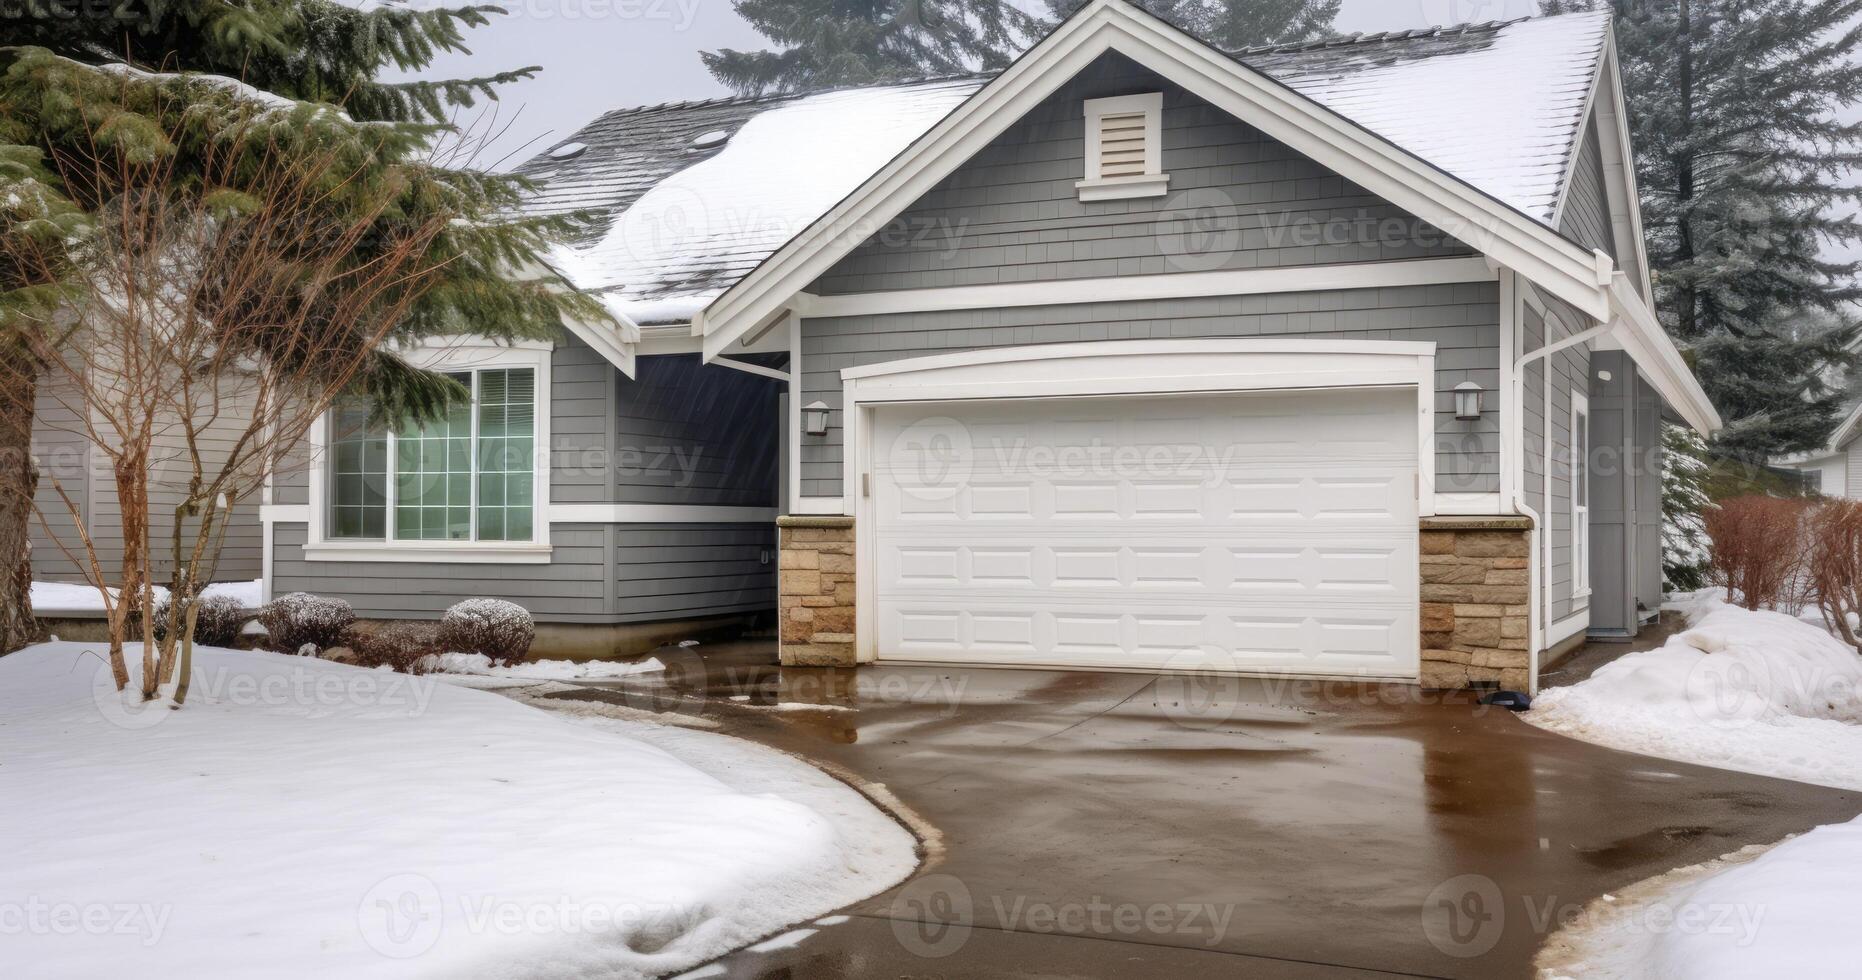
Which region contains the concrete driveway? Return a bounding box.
[548,642,1859,979]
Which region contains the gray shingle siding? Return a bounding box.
[267,341,782,624]
[810,53,1474,297]
[269,522,774,623]
[31,373,263,587]
[1558,116,1615,260]
[799,283,1501,497]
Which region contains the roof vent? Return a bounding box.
[548,141,588,160]
[691,129,731,150]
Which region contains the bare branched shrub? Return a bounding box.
[1705,495,1812,610]
[1808,500,1862,651]
[259,592,354,655]
[4,96,453,699]
[190,594,251,648]
[438,598,535,667]
[346,621,440,675]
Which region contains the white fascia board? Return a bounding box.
[1597,38,1655,303]
[700,0,1611,359]
[561,308,637,378]
[797,257,1494,319]
[1607,274,1721,434]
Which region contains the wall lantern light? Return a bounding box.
[803,401,831,436]
[1454,382,1484,421]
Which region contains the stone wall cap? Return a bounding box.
[778,515,855,528]
[1420,516,1534,531]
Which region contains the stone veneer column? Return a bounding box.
[1419,516,1534,692]
[776,516,857,667]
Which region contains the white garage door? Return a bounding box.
[869,387,1420,678]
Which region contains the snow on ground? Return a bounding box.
[1529,597,1862,977]
[423,652,666,683]
[31,579,264,615]
[0,642,915,978]
[1528,596,1862,791]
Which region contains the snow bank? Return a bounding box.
[424,652,666,682]
[31,579,263,615]
[1528,599,1862,791]
[0,643,912,978]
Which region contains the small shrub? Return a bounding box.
[258,592,354,654]
[346,621,441,674]
[1808,500,1862,652]
[438,598,535,667]
[1704,495,1811,611]
[190,594,252,647]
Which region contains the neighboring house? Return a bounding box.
[30,375,264,607]
[1778,402,1862,497]
[256,0,1717,688]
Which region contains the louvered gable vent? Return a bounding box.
[1077,93,1169,202]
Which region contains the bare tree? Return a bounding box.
[2,113,460,702]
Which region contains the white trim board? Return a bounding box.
[268,502,774,526]
[794,257,1495,320]
[702,0,1615,362]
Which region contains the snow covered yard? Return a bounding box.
[0,642,915,978]
[1528,597,1862,977]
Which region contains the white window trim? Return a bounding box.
[1571,389,1591,601]
[836,339,1437,665]
[303,339,554,564]
[1077,92,1169,202]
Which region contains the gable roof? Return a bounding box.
[521,9,1609,328]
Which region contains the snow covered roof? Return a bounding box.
[520,11,1611,326]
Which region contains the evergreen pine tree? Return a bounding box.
[1044,0,1339,50]
[1662,422,1714,589]
[0,1,606,650]
[703,0,1045,95]
[1542,0,1862,461]
[704,0,1340,96]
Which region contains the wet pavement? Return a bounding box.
[548,643,1860,979]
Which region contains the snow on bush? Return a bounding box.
[424,652,664,681]
[257,592,354,654]
[1529,597,1862,790]
[438,597,535,666]
[348,621,442,674]
[188,593,251,647]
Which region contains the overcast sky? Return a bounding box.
[410,0,1542,168]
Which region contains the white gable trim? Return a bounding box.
[700,0,1614,360]
[1589,37,1654,302]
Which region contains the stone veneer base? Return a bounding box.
[777,516,857,667]
[1418,516,1534,692]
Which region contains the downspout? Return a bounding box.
[1513,315,1616,696]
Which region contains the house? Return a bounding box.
[246,0,1716,687]
[1778,401,1862,497]
[29,375,264,609]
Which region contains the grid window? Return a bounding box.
[325,366,538,544]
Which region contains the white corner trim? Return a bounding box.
[549,504,779,524]
[303,340,554,563]
[795,257,1494,320]
[700,0,1612,359]
[1549,608,1591,647]
[792,497,847,515]
[1433,493,1506,516]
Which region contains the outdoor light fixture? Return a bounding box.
[803,401,831,436]
[1454,382,1484,421]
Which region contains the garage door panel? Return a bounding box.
[871,388,1420,678]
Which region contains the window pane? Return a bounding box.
[395,375,472,541]
[328,396,386,540]
[475,368,536,541]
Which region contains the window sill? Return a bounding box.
[300,541,554,564]
[1076,174,1170,202]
